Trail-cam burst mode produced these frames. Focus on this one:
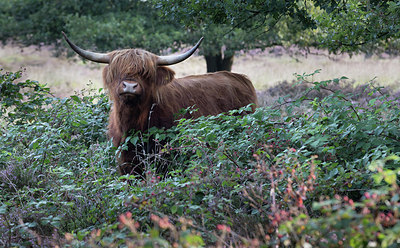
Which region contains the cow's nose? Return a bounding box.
[122,81,138,93]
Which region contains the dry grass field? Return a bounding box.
[1,44,399,96]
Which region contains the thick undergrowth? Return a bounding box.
[1,69,400,247]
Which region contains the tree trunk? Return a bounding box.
[204,54,234,72]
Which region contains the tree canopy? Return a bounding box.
[156,0,400,55]
[1,0,399,72]
[314,0,400,54]
[154,0,322,71]
[0,0,183,54]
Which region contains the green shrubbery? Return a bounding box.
[1,69,399,247]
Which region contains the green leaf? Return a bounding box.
[177,205,184,216]
[77,231,87,241]
[150,228,159,238]
[384,171,396,185]
[0,204,7,214]
[369,99,377,105]
[29,138,42,149]
[182,234,205,246]
[171,205,178,214]
[196,149,202,158]
[130,136,139,145]
[70,95,81,103]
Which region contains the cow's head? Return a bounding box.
[62,32,203,104]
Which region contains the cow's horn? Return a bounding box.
[62,31,110,64]
[157,37,204,65]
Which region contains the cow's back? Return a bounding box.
[152,71,257,127]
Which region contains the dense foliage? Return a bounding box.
[1,69,400,247]
[4,1,398,72]
[0,0,182,54]
[159,0,400,55]
[313,0,400,54]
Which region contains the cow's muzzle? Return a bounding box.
[121,81,139,95]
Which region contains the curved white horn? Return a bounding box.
[157,37,204,65]
[62,31,110,64]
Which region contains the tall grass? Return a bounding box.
[234,49,400,90]
[0,44,104,97]
[1,43,400,96]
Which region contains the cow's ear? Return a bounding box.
[156,66,175,86]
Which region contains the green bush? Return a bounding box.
[1,68,399,247]
[0,69,125,246]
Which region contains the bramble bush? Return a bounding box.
[0,69,124,247]
[0,68,399,247]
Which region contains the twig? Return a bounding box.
[319,86,361,121]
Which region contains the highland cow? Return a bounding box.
[63,32,257,176]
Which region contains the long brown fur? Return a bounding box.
[102,48,258,175]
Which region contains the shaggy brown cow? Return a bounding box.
[63,32,258,175]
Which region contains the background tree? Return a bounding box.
[0,0,319,72]
[313,0,400,55]
[154,0,322,72]
[183,24,277,72]
[1,0,399,73]
[156,0,400,55]
[0,0,183,55]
